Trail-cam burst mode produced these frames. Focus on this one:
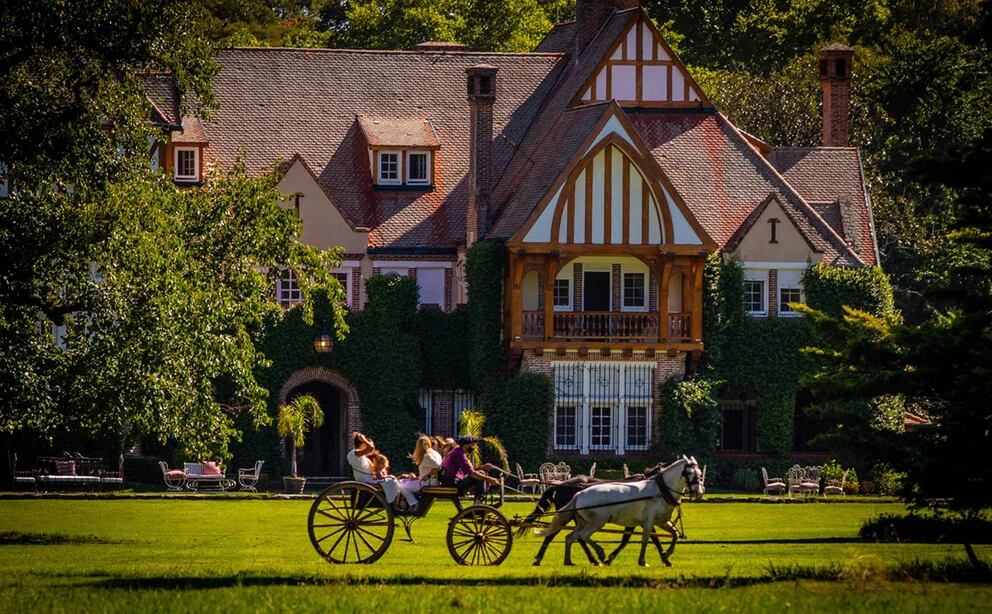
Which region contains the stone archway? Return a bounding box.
[279,366,362,446]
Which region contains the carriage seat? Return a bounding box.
[420,486,459,496]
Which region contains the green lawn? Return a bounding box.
[0,499,989,612]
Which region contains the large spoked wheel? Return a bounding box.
[446,505,513,566]
[308,481,394,564]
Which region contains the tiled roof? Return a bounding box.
[535,20,576,53]
[491,9,640,235]
[358,116,439,148]
[489,103,614,237]
[172,116,209,143]
[765,147,877,265]
[143,72,180,126]
[203,47,565,248]
[629,111,864,266]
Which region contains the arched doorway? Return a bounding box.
[279,367,362,478]
[286,380,344,476]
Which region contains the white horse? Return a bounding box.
[536,456,705,567]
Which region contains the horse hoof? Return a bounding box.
[532,561,541,567]
[564,562,575,567]
[639,561,649,568]
[664,561,673,568]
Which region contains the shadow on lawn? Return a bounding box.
[86,558,992,592]
[0,532,122,546]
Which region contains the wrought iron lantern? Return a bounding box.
[313,332,334,353]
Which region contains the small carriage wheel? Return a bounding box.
[446,505,513,566]
[308,481,394,564]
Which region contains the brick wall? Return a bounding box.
[432,391,455,437]
[611,263,622,311]
[573,263,583,311]
[768,269,778,316]
[351,267,361,308]
[443,268,453,312]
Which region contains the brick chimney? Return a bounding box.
[819,43,854,147]
[466,64,497,245]
[575,0,640,56]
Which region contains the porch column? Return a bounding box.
[510,254,524,341]
[543,256,558,341]
[658,259,671,343]
[691,258,704,343]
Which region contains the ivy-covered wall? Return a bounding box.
[661,257,899,468]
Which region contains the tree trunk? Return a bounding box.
[290,439,298,478]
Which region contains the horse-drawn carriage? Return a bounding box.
[307,479,514,565]
[306,456,705,567]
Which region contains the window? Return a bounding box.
[626,406,649,450]
[377,152,399,184]
[780,287,803,314]
[553,278,571,308]
[277,269,301,307]
[623,273,645,309]
[744,280,765,314]
[554,406,577,449]
[590,406,613,450]
[331,272,349,306]
[173,147,199,182]
[407,152,430,185]
[417,268,445,307]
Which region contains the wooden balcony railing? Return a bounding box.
[519,311,694,343]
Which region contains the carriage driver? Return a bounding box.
[441,435,500,503]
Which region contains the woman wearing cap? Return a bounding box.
[440,435,499,503]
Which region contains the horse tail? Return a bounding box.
[535,497,575,537]
[515,486,557,537]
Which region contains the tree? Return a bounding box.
[0,0,346,468]
[277,394,324,478]
[798,127,992,517]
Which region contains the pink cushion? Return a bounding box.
[165,470,186,479]
[202,462,221,476]
[56,460,76,476]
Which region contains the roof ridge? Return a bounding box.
[220,46,565,58]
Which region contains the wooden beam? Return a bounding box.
[584,162,593,244]
[566,179,575,244]
[604,146,612,244]
[641,181,649,245]
[622,157,631,245]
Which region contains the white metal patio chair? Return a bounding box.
[823,469,849,496]
[514,463,540,494]
[238,460,265,492]
[159,461,186,492]
[787,465,804,496]
[761,467,786,496]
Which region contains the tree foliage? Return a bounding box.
[277,394,323,477]
[0,0,345,463]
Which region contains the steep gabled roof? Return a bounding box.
[628,110,865,266]
[202,47,565,249]
[765,147,878,265]
[725,193,820,254]
[535,20,576,53]
[143,72,181,128]
[491,9,640,226]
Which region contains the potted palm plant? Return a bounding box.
[277,394,323,494]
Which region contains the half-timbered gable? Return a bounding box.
[574,13,710,108]
[518,109,708,249]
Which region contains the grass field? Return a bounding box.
[0,498,989,612]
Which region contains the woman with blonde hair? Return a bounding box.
[395,435,445,512]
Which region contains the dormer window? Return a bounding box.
[359,116,439,190]
[173,146,200,182]
[377,151,400,185]
[407,151,430,185]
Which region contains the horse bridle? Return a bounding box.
[654,460,702,506]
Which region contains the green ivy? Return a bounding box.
[416,306,472,390]
[656,377,722,460]
[489,372,553,469]
[701,258,899,457]
[466,240,506,411]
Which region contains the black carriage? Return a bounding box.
[307,479,513,565]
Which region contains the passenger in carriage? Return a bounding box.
[394,435,443,513]
[346,432,418,510]
[441,435,500,503]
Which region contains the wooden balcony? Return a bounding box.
[520,311,694,344]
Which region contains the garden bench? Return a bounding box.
[183,462,236,492]
[35,455,119,491]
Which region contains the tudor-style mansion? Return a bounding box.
[145,0,877,473]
